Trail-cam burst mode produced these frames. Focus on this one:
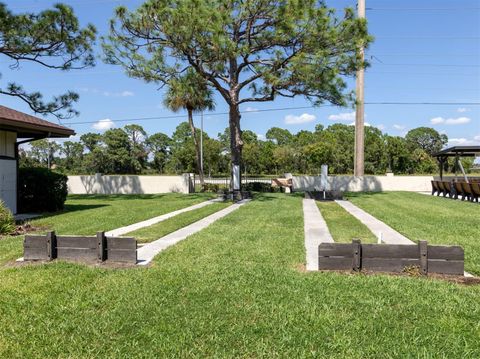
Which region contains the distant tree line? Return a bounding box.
[19,123,473,176]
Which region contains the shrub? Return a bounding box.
[18,168,68,213]
[244,182,280,193]
[201,183,220,193]
[0,201,15,235]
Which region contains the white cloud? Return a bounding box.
[457,107,469,113]
[376,124,385,131]
[393,124,405,130]
[92,119,115,131]
[328,111,356,122]
[348,121,371,127]
[244,106,259,112]
[430,116,471,125]
[284,113,316,125]
[256,133,266,140]
[103,90,134,97]
[447,136,480,146]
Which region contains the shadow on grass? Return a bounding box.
[67,193,212,201]
[31,204,110,221]
[345,191,390,199]
[250,192,303,201]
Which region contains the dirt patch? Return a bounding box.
[311,269,480,286]
[2,223,51,237]
[6,258,140,270]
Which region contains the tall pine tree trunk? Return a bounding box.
[229,103,243,194]
[187,108,204,186]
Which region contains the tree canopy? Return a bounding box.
[0,3,96,118]
[103,0,371,187]
[20,124,459,177]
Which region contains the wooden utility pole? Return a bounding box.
[354,0,366,176]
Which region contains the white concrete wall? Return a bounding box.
[67,174,193,195]
[0,159,17,214]
[293,175,434,193]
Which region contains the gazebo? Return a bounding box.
[433,146,480,181]
[0,105,74,213]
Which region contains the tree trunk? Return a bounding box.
[187,108,204,186]
[229,103,243,194]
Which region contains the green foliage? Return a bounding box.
[200,183,220,193]
[0,3,96,118]
[405,127,447,156]
[18,168,68,213]
[104,0,372,168]
[0,201,15,235]
[20,123,449,176]
[163,68,216,182]
[244,182,279,193]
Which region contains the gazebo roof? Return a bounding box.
[433,146,480,158]
[0,105,75,138]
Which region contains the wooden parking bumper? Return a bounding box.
[319,240,464,275]
[24,231,137,264]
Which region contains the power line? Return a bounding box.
[373,63,480,68]
[63,102,480,127]
[367,7,480,11]
[375,36,480,40]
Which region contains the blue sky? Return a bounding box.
[2,0,479,147]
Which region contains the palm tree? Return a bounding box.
[163,69,215,185]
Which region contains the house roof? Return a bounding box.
[433,146,480,158]
[0,105,75,138]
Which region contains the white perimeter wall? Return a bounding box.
[68,174,193,195]
[0,159,17,214]
[293,175,434,192]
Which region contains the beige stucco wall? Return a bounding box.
[292,175,434,193]
[67,174,193,195]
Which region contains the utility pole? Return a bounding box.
[354,0,366,176]
[200,111,204,177]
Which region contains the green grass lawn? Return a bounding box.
[347,191,480,275]
[127,202,231,243]
[0,193,479,357]
[317,201,377,243]
[0,193,214,265]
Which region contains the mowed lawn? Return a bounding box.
[317,201,376,243]
[0,193,214,265]
[347,191,480,275]
[0,193,479,358]
[128,201,231,242]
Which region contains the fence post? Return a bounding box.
[419,240,428,275]
[352,239,361,271]
[97,232,107,261]
[46,231,57,260]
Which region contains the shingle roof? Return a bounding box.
[0,105,75,138]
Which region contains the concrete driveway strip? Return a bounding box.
[137,199,250,266]
[303,198,334,271]
[335,200,414,245]
[106,198,222,237]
